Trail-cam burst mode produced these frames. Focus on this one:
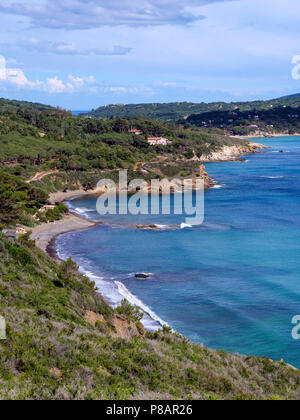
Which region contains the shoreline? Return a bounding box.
[32,140,268,257]
[46,143,265,204]
[26,135,300,369]
[29,208,169,331]
[30,213,100,261]
[49,189,102,204]
[235,133,300,140]
[28,137,279,334]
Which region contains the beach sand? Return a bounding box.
[49,189,100,204]
[30,214,99,260]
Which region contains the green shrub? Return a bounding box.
[5,242,32,266]
[116,299,143,323]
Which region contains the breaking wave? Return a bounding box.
[115,281,169,331]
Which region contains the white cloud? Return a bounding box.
[0,55,97,94]
[0,0,299,106]
[46,77,67,94]
[0,56,6,80]
[0,55,147,97]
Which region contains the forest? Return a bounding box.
[186,106,300,135]
[85,94,300,121]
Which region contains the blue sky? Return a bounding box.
[0,0,299,109]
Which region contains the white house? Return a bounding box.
[128,128,143,135]
[147,137,172,146]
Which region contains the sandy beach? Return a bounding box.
[49,189,101,204]
[30,214,99,260]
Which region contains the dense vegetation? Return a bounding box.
[186,106,300,136]
[1,233,300,400]
[85,94,300,121]
[0,105,241,191]
[0,170,68,228]
[0,97,54,113]
[0,170,48,227]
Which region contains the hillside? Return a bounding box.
[0,104,248,194]
[85,94,300,121]
[186,106,300,136]
[0,98,55,113]
[1,231,300,400]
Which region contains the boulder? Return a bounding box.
[135,273,150,279]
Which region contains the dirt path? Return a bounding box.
[26,170,59,183]
[133,161,145,171]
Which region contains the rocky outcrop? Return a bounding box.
[199,142,266,163]
[134,164,214,193]
[48,143,261,204]
[135,273,150,279]
[199,164,215,188]
[135,224,177,230]
[84,310,145,339]
[84,310,105,327]
[112,314,145,339]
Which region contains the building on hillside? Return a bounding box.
[16,225,26,235]
[128,128,143,135]
[147,137,172,146]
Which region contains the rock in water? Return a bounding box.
[135,273,150,279]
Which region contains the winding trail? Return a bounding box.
[26,169,59,183]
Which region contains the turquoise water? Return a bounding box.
[57,136,300,367]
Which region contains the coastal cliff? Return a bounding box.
[199,142,265,163]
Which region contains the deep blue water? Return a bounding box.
[57,136,300,367]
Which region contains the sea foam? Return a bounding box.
[115,281,169,331]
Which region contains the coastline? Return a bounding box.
[235,133,300,140]
[28,136,277,335]
[32,140,268,258]
[45,142,265,204]
[30,213,100,261]
[49,189,102,204]
[29,208,170,331]
[199,142,266,163]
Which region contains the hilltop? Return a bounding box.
[84,94,300,121]
[186,106,300,136]
[0,98,55,113]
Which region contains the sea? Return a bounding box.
[56,136,300,367]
